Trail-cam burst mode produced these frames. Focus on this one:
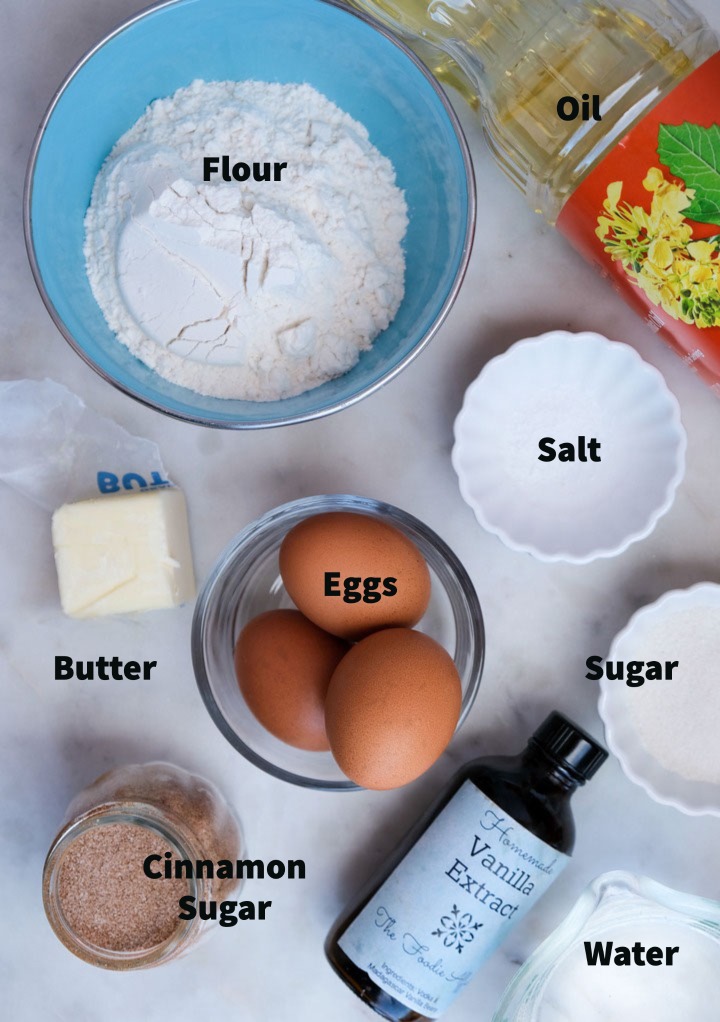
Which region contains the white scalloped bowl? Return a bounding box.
[452,331,686,563]
[598,583,720,816]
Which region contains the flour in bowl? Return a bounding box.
[84,80,408,401]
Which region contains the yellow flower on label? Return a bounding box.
[648,238,674,270]
[604,181,623,209]
[687,240,716,263]
[643,167,665,192]
[631,205,651,232]
[650,185,693,222]
[596,216,614,241]
[595,169,720,329]
[689,263,714,284]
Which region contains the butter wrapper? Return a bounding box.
[0,378,171,510]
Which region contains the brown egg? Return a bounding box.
[325,628,462,789]
[279,512,431,641]
[234,609,349,751]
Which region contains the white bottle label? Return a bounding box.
[338,781,569,1017]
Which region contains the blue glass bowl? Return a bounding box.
[25,0,475,428]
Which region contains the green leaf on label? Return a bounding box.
[658,122,720,226]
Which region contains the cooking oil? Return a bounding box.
[347,0,481,105]
[349,0,720,388]
[349,0,717,222]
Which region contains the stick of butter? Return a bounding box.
[51,488,195,618]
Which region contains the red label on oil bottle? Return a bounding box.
[557,52,720,391]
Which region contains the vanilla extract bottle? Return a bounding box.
[325,711,607,1020]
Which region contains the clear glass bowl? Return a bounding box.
[191,494,484,790]
[493,871,720,1022]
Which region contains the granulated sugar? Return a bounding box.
[57,823,187,951]
[626,604,720,784]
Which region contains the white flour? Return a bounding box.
[84,80,408,401]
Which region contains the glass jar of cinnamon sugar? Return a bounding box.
[42,762,242,970]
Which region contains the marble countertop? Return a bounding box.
[2,1,720,1019]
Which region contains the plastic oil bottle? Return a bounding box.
[349,0,720,388]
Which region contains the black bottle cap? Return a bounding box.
[530,711,608,782]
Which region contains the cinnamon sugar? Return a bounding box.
[57,823,188,952]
